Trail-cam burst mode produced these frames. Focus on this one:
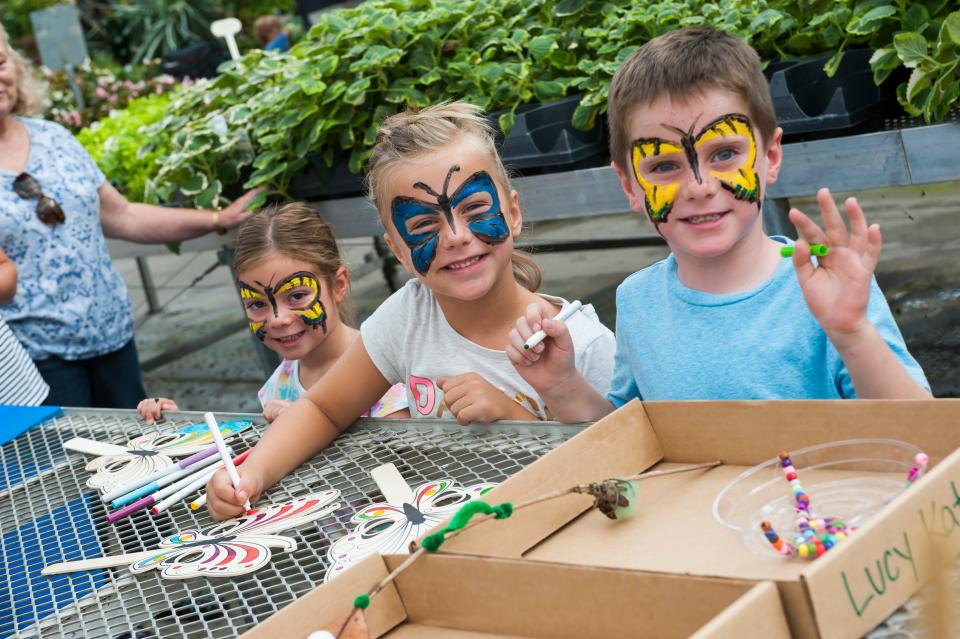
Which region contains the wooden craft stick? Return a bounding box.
[63,438,128,457]
[42,550,160,576]
[370,463,414,505]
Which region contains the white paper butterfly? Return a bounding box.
[68,420,253,494]
[325,479,494,581]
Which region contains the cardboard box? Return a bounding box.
[437,400,960,639]
[241,552,790,638]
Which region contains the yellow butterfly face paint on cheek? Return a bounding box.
[239,285,268,341]
[694,113,761,206]
[274,271,328,333]
[631,139,682,223]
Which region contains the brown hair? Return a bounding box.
[0,23,48,116]
[253,15,283,47]
[366,101,542,292]
[234,202,356,326]
[607,27,777,172]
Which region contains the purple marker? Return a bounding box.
[100,444,221,504]
[110,451,223,508]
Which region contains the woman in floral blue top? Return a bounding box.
[0,26,259,408]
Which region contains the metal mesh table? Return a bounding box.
[0,409,581,638]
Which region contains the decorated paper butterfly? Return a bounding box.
[66,420,253,494]
[325,478,495,582]
[42,492,341,580]
[127,491,340,579]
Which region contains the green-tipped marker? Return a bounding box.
[781,244,829,258]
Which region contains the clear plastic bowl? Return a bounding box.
[713,439,923,557]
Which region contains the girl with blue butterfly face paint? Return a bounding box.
[204,104,616,522]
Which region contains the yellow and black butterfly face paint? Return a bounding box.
[630,112,761,225]
[631,139,683,223]
[237,271,328,342]
[274,271,327,332]
[693,114,760,205]
[238,284,268,341]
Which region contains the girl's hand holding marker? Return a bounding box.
[507,301,582,378]
[522,301,582,350]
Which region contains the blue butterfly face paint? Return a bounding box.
[391,165,511,275]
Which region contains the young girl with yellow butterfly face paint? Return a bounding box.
[506,27,930,422]
[137,203,408,424]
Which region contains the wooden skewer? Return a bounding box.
[42,550,161,576]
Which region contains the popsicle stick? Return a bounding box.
[42,550,160,575]
[371,463,414,505]
[63,438,128,457]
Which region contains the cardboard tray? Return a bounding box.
[240,551,790,638]
[436,399,960,639]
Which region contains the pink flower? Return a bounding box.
[95,87,108,99]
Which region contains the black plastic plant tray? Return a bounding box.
[766,49,891,136]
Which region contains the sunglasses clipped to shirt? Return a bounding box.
[13,172,65,226]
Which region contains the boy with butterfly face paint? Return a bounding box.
[138,204,408,426]
[204,103,616,521]
[507,27,930,422]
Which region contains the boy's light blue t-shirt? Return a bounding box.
[607,239,928,404]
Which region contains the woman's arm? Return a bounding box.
[0,248,17,305]
[97,181,260,244]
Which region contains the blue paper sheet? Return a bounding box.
[0,405,62,447]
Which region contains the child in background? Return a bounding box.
[507,27,929,422]
[138,203,408,423]
[206,102,615,520]
[0,247,49,405]
[254,15,291,53]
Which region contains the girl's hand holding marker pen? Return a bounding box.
[522,301,583,350]
[205,412,253,513]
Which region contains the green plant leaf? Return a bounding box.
[195,179,222,209]
[906,66,936,100]
[533,80,566,101]
[943,12,960,45]
[823,50,845,77]
[846,6,897,35]
[894,32,931,68]
[554,0,588,17]
[498,109,516,136]
[344,77,372,105]
[180,173,208,196]
[571,101,599,130]
[528,35,559,61]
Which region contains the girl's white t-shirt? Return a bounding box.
[360,279,615,420]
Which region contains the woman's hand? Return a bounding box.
[215,188,264,230]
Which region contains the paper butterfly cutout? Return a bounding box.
[325,479,495,582]
[130,491,340,579]
[82,420,253,494]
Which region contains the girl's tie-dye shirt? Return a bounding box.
[258,359,408,417]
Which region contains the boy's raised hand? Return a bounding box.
[788,188,882,341]
[506,302,578,394]
[206,465,264,521]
